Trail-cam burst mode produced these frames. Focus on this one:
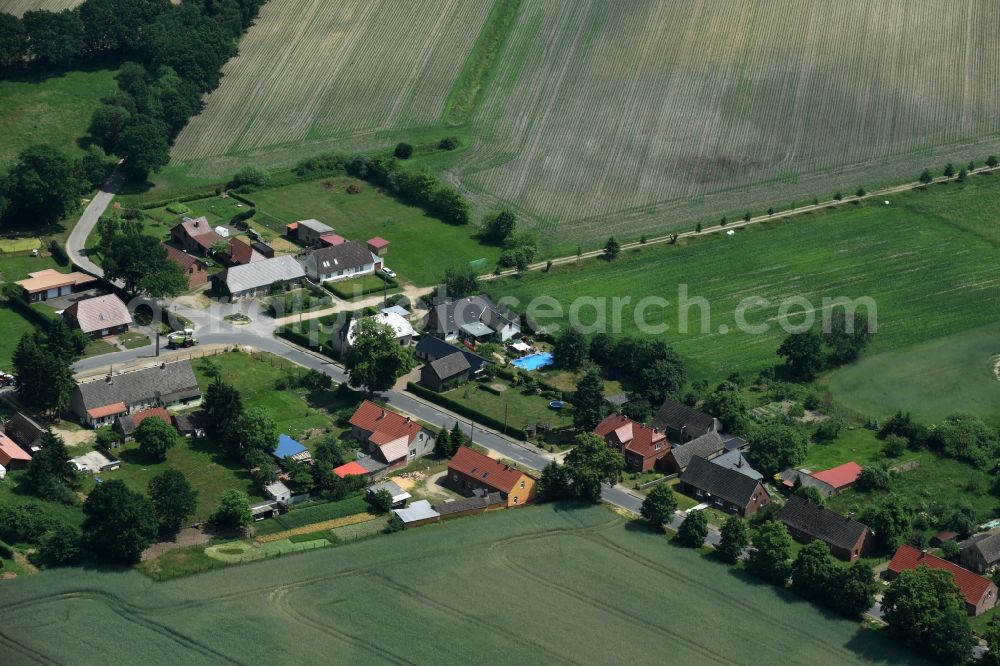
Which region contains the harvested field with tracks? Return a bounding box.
[0,0,81,15]
[0,504,922,664]
[452,0,1000,243]
[171,0,492,176]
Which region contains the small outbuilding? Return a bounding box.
[392,499,440,528]
[420,352,472,392]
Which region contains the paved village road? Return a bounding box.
[67,164,125,278]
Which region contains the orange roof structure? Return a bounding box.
[349,401,422,445]
[64,294,133,334]
[367,236,389,250]
[86,402,127,419]
[319,234,347,246]
[15,269,96,294]
[332,461,368,478]
[0,432,31,467]
[594,413,669,460]
[810,461,863,490]
[162,244,205,271]
[447,446,530,495]
[131,407,171,430]
[888,545,995,609]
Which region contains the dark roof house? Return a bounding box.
[679,455,769,517]
[3,412,45,451]
[960,531,1000,574]
[662,431,725,473]
[70,361,201,426]
[171,217,222,254]
[778,495,872,560]
[428,295,521,342]
[651,399,720,442]
[302,241,378,282]
[710,449,762,480]
[414,335,490,373]
[420,352,472,392]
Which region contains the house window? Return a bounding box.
[410,448,416,458]
[520,480,525,489]
[513,497,518,505]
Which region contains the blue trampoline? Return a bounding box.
[512,352,554,371]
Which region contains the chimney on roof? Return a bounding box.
[379,409,386,419]
[405,416,411,423]
[160,363,166,370]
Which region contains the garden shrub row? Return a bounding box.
[406,382,528,440]
[324,275,398,300]
[273,495,368,530]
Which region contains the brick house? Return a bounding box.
[170,217,222,255]
[593,413,670,472]
[163,244,210,289]
[447,446,536,507]
[679,455,769,517]
[960,531,1000,574]
[887,545,999,616]
[63,294,133,339]
[348,400,434,469]
[778,495,873,561]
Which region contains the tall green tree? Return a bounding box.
[0,13,27,68]
[790,540,836,602]
[23,431,79,502]
[717,515,750,563]
[211,489,252,532]
[572,367,606,431]
[862,493,911,552]
[747,520,793,584]
[233,406,278,459]
[829,561,879,617]
[982,615,1000,666]
[776,330,826,380]
[434,426,451,458]
[83,480,158,564]
[22,9,85,67]
[102,227,186,296]
[677,510,709,547]
[561,433,625,502]
[3,144,82,226]
[640,483,677,528]
[12,328,79,415]
[604,236,620,260]
[147,469,197,535]
[441,264,480,298]
[747,424,807,476]
[116,116,170,180]
[203,379,243,446]
[135,416,178,461]
[553,327,587,370]
[882,566,975,665]
[702,383,748,434]
[343,317,414,394]
[481,208,516,244]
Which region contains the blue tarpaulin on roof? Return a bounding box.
[274,434,307,459]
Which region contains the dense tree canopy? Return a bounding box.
[717,515,750,563]
[677,510,708,547]
[776,330,826,380]
[23,431,79,503]
[559,433,625,502]
[211,489,252,532]
[343,317,414,394]
[441,264,480,299]
[481,208,516,244]
[147,469,197,535]
[747,520,792,584]
[747,423,807,476]
[571,367,605,432]
[553,327,587,370]
[83,479,159,563]
[640,483,678,528]
[98,216,186,295]
[862,493,911,552]
[882,566,975,665]
[12,320,87,415]
[135,416,178,460]
[233,406,278,460]
[3,145,82,226]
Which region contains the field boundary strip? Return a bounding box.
[255,512,379,542]
[481,165,1000,280]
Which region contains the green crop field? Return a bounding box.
[170,0,494,177]
[825,320,1000,425]
[0,0,81,15]
[0,68,118,168]
[0,504,921,664]
[489,177,1000,385]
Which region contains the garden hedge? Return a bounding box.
[406,382,528,440]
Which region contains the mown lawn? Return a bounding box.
[250,177,502,286]
[0,504,924,664]
[800,425,926,471]
[0,304,38,368]
[441,379,572,432]
[0,67,119,168]
[491,178,1000,385]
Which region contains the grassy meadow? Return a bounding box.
[490,178,1000,390]
[249,177,501,285]
[0,504,922,665]
[0,67,118,168]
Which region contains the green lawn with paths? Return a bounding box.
[0,504,924,664]
[440,378,572,432]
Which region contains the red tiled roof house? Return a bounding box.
[170,217,222,256]
[594,413,670,472]
[0,432,32,472]
[447,446,536,507]
[886,545,999,616]
[163,244,209,288]
[348,400,434,469]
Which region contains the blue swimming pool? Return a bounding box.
[512,351,554,371]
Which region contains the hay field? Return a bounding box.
[0,0,80,15]
[171,0,493,177]
[451,0,1000,242]
[0,505,921,664]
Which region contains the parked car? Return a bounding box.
[381,267,397,279]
